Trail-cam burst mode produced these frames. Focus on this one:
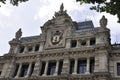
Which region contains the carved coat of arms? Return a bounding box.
[51,31,63,45]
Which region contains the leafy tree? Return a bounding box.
[76,0,120,23]
[0,0,28,6]
[0,0,120,23]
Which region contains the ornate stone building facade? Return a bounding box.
[0,4,120,80]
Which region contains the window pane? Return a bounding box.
[47,62,56,75]
[58,60,63,75]
[90,58,95,73]
[77,59,86,74]
[20,64,29,77]
[71,40,77,48]
[40,62,45,76]
[117,63,120,75]
[69,60,74,74]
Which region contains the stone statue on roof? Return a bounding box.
[54,3,68,18]
[15,28,22,40]
[100,15,108,28]
[60,3,64,12]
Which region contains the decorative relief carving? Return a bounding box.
[51,30,63,45]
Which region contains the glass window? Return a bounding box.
[90,38,96,45]
[77,59,87,74]
[30,62,35,76]
[69,59,74,74]
[20,64,29,77]
[28,46,33,52]
[81,40,86,46]
[0,71,2,76]
[90,58,95,73]
[47,62,56,75]
[13,63,19,77]
[117,63,120,76]
[35,44,39,51]
[58,60,63,75]
[71,40,77,48]
[40,61,45,76]
[19,46,25,53]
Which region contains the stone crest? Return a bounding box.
[51,30,63,45]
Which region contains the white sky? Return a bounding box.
[0,0,120,56]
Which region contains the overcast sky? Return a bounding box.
[0,0,120,56]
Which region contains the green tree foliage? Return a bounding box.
[0,0,120,23]
[76,0,120,23]
[0,0,28,6]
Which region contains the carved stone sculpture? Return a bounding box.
[60,3,64,12]
[15,28,22,40]
[100,15,108,28]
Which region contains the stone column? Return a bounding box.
[66,39,71,48]
[39,42,44,51]
[54,60,59,76]
[24,46,27,53]
[25,62,32,77]
[86,58,90,74]
[15,63,22,78]
[77,40,80,48]
[43,61,49,76]
[87,39,90,46]
[73,59,78,74]
[61,53,70,75]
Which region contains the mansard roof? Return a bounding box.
[77,20,94,30]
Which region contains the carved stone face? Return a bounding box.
[51,31,63,45]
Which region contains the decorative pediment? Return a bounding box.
[42,3,74,30]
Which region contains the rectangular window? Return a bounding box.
[117,63,120,76]
[71,40,77,48]
[13,63,19,77]
[28,46,33,52]
[0,71,2,76]
[20,64,29,77]
[77,59,87,74]
[19,46,25,53]
[90,38,96,45]
[47,62,56,75]
[35,44,40,51]
[30,62,35,76]
[81,40,86,46]
[69,59,74,74]
[40,61,45,76]
[58,60,63,75]
[90,58,95,73]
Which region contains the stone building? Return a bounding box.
[0,4,120,80]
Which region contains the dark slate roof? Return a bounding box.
[112,44,120,50]
[77,20,94,30]
[20,35,41,43]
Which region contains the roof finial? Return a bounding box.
[60,3,64,12]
